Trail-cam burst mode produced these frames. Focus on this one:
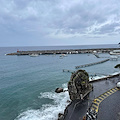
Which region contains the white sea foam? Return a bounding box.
[15,83,70,120]
[89,71,120,81]
[89,75,106,81]
[110,71,120,75]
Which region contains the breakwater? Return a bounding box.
[75,59,110,69]
[89,72,120,83]
[6,48,120,55]
[63,69,75,73]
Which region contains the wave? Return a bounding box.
[89,75,106,81]
[89,71,120,81]
[15,83,70,120]
[110,71,120,75]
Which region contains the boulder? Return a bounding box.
[55,88,63,93]
[115,64,120,68]
[68,70,92,101]
[58,113,64,120]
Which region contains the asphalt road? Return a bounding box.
[98,90,120,120]
[64,76,120,120]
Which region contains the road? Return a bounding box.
[64,76,120,120]
[98,90,120,120]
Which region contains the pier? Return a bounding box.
[6,48,120,56]
[63,69,75,73]
[93,54,100,58]
[75,59,110,69]
[93,53,118,61]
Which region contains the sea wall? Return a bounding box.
[6,48,120,55]
[89,73,120,83]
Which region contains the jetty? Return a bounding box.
[93,54,100,58]
[75,59,110,69]
[89,72,120,83]
[63,69,75,73]
[6,48,120,56]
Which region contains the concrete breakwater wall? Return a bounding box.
[89,73,120,83]
[75,59,110,69]
[6,48,120,55]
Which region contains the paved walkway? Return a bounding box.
[63,77,120,120]
[98,90,120,120]
[90,87,119,113]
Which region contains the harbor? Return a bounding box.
[1,0,120,119]
[75,59,110,69]
[6,48,120,55]
[1,45,120,120]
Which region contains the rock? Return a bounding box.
[115,64,120,68]
[58,113,64,120]
[66,100,71,103]
[63,89,68,92]
[68,70,92,101]
[55,88,63,93]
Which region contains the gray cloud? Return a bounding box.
[0,0,120,46]
[99,23,120,34]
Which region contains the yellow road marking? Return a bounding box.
[94,101,99,105]
[106,92,111,95]
[93,102,99,106]
[111,88,116,91]
[107,91,112,94]
[95,99,101,103]
[90,87,119,113]
[115,87,119,90]
[111,89,117,92]
[97,97,103,100]
[92,104,98,108]
[109,90,114,93]
[99,97,104,100]
[100,95,106,98]
[96,107,99,112]
[104,93,109,96]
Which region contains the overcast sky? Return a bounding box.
[0,0,120,46]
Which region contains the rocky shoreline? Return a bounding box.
[57,70,93,120]
[57,71,120,120]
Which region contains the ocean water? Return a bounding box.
[0,44,120,120]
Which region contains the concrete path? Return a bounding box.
[98,90,120,120]
[64,76,120,120]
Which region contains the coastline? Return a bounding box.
[1,45,120,120]
[60,72,120,120]
[89,72,120,83]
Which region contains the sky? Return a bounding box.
[0,0,120,46]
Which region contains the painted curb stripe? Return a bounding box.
[90,87,119,114]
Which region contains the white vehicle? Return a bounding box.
[117,82,120,88]
[110,50,120,55]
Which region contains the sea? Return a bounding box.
[0,44,120,120]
